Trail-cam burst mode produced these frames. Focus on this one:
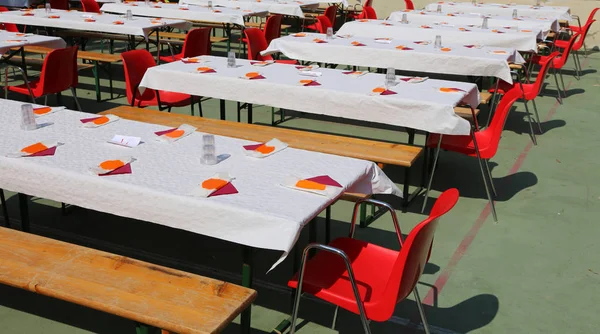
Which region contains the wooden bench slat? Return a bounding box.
[100,106,423,167]
[454,106,480,120]
[15,45,121,63]
[9,56,94,71]
[479,91,493,105]
[159,31,228,43]
[0,227,256,334]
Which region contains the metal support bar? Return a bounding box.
[220,99,226,120]
[18,193,29,233]
[241,246,253,334]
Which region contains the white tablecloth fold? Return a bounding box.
[139,56,479,135]
[0,98,400,269]
[336,19,539,51]
[264,32,523,83]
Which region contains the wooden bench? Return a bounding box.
[100,106,424,227]
[159,31,229,44]
[13,45,121,102]
[0,226,256,334]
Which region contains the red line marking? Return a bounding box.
[422,61,586,306]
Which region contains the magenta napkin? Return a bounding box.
[306,175,342,187]
[248,75,266,80]
[303,81,321,86]
[381,89,397,95]
[99,163,132,176]
[209,182,238,197]
[243,143,263,150]
[155,128,177,136]
[80,116,103,123]
[25,146,57,157]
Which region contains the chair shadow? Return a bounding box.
[501,110,567,137]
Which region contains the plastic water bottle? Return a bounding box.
[201,135,217,165]
[227,51,236,68]
[20,104,37,131]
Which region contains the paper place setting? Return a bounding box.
[296,65,320,71]
[6,141,60,158]
[154,124,197,143]
[33,106,65,117]
[281,175,342,198]
[243,138,288,158]
[374,37,392,44]
[399,76,429,83]
[181,57,208,64]
[80,114,120,128]
[190,173,237,198]
[298,71,322,77]
[108,135,142,148]
[91,156,134,176]
[342,70,368,78]
[371,87,397,96]
[197,66,217,73]
[250,60,274,67]
[240,71,266,80]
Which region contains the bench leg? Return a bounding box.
[402,167,411,212]
[220,99,226,120]
[18,193,29,233]
[1,189,9,228]
[93,61,101,102]
[358,202,367,228]
[241,246,253,334]
[248,103,253,124]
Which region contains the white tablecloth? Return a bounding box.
[389,9,559,33]
[0,8,191,40]
[0,98,400,268]
[180,0,319,18]
[264,32,523,83]
[139,56,479,135]
[0,31,65,55]
[424,2,571,21]
[101,2,266,26]
[336,19,539,51]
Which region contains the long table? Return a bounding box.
[100,1,267,26]
[388,9,559,32]
[264,32,523,83]
[0,8,190,41]
[138,56,480,135]
[424,1,571,21]
[336,19,540,51]
[0,31,65,55]
[180,0,320,18]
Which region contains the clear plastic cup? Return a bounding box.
[227,51,236,68]
[434,35,442,48]
[201,135,217,165]
[126,9,133,20]
[45,3,51,14]
[326,27,333,40]
[208,0,213,10]
[20,104,37,131]
[385,67,396,88]
[482,17,489,29]
[145,0,150,6]
[512,9,518,19]
[401,13,408,24]
[436,4,442,13]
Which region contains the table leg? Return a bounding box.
[18,193,29,233]
[241,246,253,334]
[0,189,9,228]
[220,99,226,120]
[226,24,232,52]
[20,48,27,78]
[93,61,101,102]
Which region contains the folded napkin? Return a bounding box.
[7,141,59,158]
[489,50,508,55]
[296,65,319,71]
[240,71,266,80]
[281,175,342,198]
[155,124,197,143]
[343,70,367,78]
[374,37,392,44]
[47,15,60,19]
[191,173,236,198]
[395,45,414,50]
[22,12,34,16]
[351,41,366,46]
[299,79,321,86]
[440,47,452,52]
[197,66,216,73]
[181,57,206,64]
[33,106,65,117]
[80,114,120,128]
[371,87,397,95]
[458,27,471,31]
[400,76,428,83]
[292,33,307,37]
[313,38,327,44]
[414,40,431,45]
[251,60,274,67]
[439,87,466,93]
[91,156,134,176]
[298,71,322,77]
[243,138,288,158]
[464,44,483,48]
[113,21,125,25]
[421,25,433,29]
[381,22,393,26]
[84,18,96,22]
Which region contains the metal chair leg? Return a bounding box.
[472,133,498,223]
[486,80,500,127]
[574,52,581,79]
[421,135,443,213]
[531,99,542,133]
[331,306,339,329]
[483,159,497,198]
[523,100,537,145]
[552,69,563,104]
[70,88,82,111]
[559,72,567,97]
[413,287,431,334]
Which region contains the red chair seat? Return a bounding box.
[569,25,581,33]
[137,90,192,108]
[553,39,569,48]
[7,80,42,97]
[158,54,184,63]
[288,237,398,321]
[275,59,298,64]
[487,80,513,95]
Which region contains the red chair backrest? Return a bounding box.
[528,52,558,99]
[316,15,333,34]
[573,19,595,51]
[263,14,283,45]
[367,188,459,321]
[81,0,101,13]
[324,5,336,27]
[586,8,599,24]
[554,32,581,69]
[38,46,79,95]
[244,28,272,61]
[0,6,19,32]
[121,49,157,105]
[405,0,414,10]
[363,0,372,7]
[359,6,377,19]
[50,0,69,10]
[480,86,522,159]
[181,27,211,58]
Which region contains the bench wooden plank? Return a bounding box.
[15,45,121,63]
[100,106,423,167]
[0,227,256,334]
[454,106,480,120]
[159,31,229,43]
[9,56,94,71]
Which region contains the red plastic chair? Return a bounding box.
[488,52,558,145]
[569,8,598,35]
[49,0,69,10]
[288,191,460,334]
[306,6,336,31]
[554,20,595,71]
[243,28,297,64]
[358,6,377,20]
[80,0,101,13]
[159,28,211,63]
[121,49,198,115]
[423,86,523,223]
[263,14,283,45]
[405,0,415,10]
[0,7,19,32]
[348,0,372,20]
[5,46,81,111]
